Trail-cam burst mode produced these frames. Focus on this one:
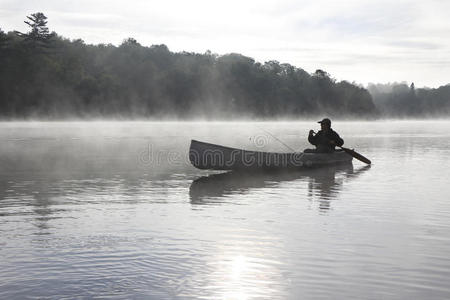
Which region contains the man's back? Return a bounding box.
[308,128,344,153]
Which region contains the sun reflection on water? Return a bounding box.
[205,249,284,300]
[220,255,252,300]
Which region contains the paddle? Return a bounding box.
[337,146,371,165]
[311,130,371,165]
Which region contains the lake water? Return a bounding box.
[1,121,450,299]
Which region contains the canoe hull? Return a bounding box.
[189,139,352,170]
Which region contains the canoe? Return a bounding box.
[189,139,352,170]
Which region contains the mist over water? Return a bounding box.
[1,121,450,299]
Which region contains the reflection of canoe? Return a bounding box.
[189,139,352,170]
[189,164,371,205]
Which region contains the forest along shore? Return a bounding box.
[1,13,450,120]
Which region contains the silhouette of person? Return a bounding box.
[306,118,344,153]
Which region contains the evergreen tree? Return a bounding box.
[15,12,54,45]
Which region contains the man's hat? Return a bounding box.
[318,118,331,126]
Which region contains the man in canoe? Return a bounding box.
[307,118,344,153]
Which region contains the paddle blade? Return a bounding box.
[341,147,371,164]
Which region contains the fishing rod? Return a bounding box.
[255,126,371,164]
[254,125,297,152]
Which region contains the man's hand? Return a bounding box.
[309,130,315,136]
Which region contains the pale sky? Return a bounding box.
[1,0,449,88]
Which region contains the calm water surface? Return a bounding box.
[1,121,450,299]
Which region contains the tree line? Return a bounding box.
[368,82,450,118]
[0,13,448,119]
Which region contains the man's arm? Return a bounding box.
[308,130,318,145]
[332,131,344,147]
